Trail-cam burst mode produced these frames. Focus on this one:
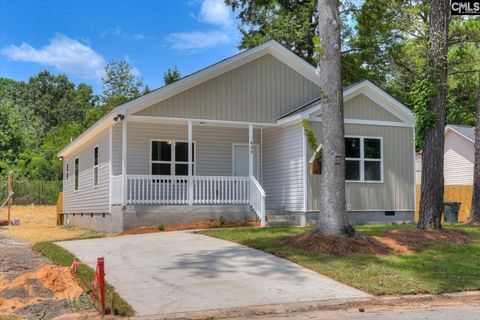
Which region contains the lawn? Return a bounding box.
[1,205,102,244]
[200,224,480,295]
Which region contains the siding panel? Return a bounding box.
[344,94,402,122]
[63,129,110,213]
[307,122,414,211]
[444,131,474,185]
[262,124,304,211]
[134,54,320,123]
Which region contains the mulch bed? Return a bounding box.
[283,229,474,256]
[119,220,260,235]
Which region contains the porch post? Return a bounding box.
[188,120,193,205]
[249,124,253,177]
[122,118,127,206]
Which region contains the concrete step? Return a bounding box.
[266,219,298,227]
[266,214,297,221]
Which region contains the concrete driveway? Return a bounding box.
[57,232,369,316]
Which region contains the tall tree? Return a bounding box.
[314,0,355,236]
[102,60,144,110]
[418,0,449,230]
[164,66,181,85]
[470,86,480,224]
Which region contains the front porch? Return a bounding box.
[109,117,268,226]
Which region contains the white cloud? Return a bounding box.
[132,33,146,40]
[1,34,106,80]
[198,0,232,26]
[167,31,230,51]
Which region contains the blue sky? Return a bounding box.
[0,0,241,93]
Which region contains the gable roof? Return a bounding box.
[446,125,475,143]
[58,40,320,157]
[277,80,415,126]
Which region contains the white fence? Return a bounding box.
[110,174,266,226]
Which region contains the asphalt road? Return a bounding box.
[238,306,480,320]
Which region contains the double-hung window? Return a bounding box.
[74,158,79,191]
[93,146,99,187]
[345,136,383,182]
[151,140,195,176]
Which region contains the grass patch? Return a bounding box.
[200,224,480,295]
[34,240,134,316]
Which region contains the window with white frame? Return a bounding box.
[345,136,383,182]
[93,146,99,187]
[151,140,195,175]
[74,158,79,191]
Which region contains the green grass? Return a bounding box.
[200,224,480,295]
[34,239,134,317]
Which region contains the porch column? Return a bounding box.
[122,118,127,206]
[188,120,193,205]
[249,124,253,177]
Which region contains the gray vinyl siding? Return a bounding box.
[123,122,261,176]
[262,124,304,211]
[306,121,415,211]
[134,54,320,123]
[344,94,403,122]
[63,129,110,213]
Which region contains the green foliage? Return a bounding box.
[302,120,321,161]
[410,76,438,149]
[101,60,144,110]
[158,224,165,231]
[219,215,226,226]
[163,66,181,85]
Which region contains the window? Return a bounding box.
[151,140,195,176]
[66,163,69,181]
[74,158,79,191]
[93,146,99,187]
[345,136,382,182]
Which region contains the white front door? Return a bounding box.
[233,144,258,178]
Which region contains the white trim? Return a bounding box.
[92,145,99,188]
[445,125,474,144]
[345,135,384,183]
[249,124,254,177]
[149,139,196,176]
[127,115,276,128]
[232,143,260,178]
[302,126,308,212]
[188,120,193,205]
[260,128,264,185]
[343,80,414,125]
[122,119,127,205]
[412,126,416,214]
[58,40,315,158]
[344,118,414,128]
[108,126,112,212]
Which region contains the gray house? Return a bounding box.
[58,41,416,232]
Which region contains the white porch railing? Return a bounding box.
[110,174,266,226]
[193,176,250,205]
[249,176,266,226]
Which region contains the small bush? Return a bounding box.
[219,216,226,226]
[158,224,165,231]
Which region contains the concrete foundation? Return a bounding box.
[64,205,255,233]
[303,210,415,226]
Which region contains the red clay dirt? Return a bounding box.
[119,219,260,235]
[284,229,474,256]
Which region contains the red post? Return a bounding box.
[97,257,105,314]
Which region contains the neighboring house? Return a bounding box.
[58,40,416,232]
[415,125,475,221]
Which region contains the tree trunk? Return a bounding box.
[470,86,480,224]
[418,0,449,230]
[314,0,355,236]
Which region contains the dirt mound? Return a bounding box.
[120,219,260,235]
[0,264,83,312]
[284,228,474,256]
